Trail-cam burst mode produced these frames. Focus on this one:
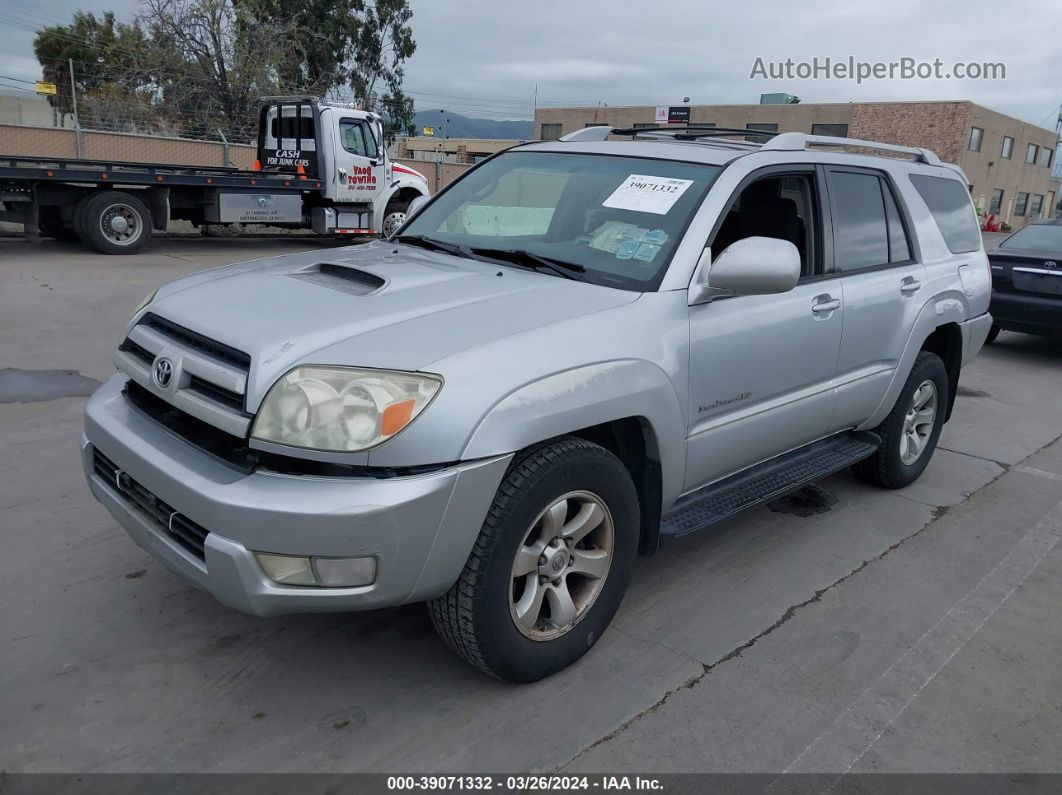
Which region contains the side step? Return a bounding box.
[661,432,881,540]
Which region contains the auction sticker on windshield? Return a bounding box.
[603,174,694,215]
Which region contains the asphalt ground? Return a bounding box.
[1,237,1060,777]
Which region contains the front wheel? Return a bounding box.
[984,323,1001,345]
[428,437,639,682]
[854,351,949,489]
[380,201,409,238]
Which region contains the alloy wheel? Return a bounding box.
[508,490,614,641]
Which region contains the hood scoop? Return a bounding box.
[288,262,387,296]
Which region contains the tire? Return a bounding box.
[428,437,639,682]
[80,191,152,254]
[380,201,409,238]
[854,351,949,489]
[984,324,1001,345]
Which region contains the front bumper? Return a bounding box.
[990,291,1062,335]
[83,374,511,617]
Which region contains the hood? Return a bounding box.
[145,241,639,407]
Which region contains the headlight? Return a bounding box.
[132,289,157,318]
[251,366,442,452]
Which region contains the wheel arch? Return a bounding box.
[859,297,967,430]
[919,323,963,421]
[459,360,686,555]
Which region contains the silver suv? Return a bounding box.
[82,126,993,682]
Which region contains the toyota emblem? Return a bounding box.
[1045,260,1058,270]
[153,357,174,388]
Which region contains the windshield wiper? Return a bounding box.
[394,234,472,259]
[469,247,586,281]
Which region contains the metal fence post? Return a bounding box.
[68,58,82,158]
[217,128,232,168]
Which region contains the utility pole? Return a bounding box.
[69,58,82,158]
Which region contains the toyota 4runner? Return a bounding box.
[82,126,993,682]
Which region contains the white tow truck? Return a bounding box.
[0,96,430,254]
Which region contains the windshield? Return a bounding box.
[1000,223,1062,252]
[399,151,721,290]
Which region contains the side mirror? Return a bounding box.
[408,194,430,218]
[688,236,801,305]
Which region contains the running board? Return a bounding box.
[661,432,881,540]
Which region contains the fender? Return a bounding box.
[461,360,688,508]
[378,172,429,217]
[858,289,968,430]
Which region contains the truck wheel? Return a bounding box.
[80,191,152,254]
[428,437,639,682]
[381,201,408,238]
[854,351,948,490]
[984,324,1001,345]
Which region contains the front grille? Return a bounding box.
[92,447,209,560]
[119,338,153,367]
[187,375,245,412]
[114,313,252,438]
[141,313,251,369]
[124,381,258,471]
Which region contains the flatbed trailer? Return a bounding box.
[0,96,429,254]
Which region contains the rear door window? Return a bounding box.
[909,174,981,253]
[829,170,890,271]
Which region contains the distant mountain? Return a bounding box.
[411,110,533,140]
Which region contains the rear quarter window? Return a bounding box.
[909,174,981,254]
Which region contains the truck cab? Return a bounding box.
[257,96,429,237]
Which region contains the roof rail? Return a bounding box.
[762,132,942,165]
[612,125,780,140]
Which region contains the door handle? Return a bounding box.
[338,168,347,180]
[812,298,840,313]
[900,277,921,294]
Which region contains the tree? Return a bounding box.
[33,0,418,142]
[348,0,416,139]
[33,12,150,118]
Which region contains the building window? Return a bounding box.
[811,123,849,137]
[989,189,1004,215]
[1014,192,1029,216]
[1026,143,1039,164]
[1049,192,1057,218]
[1001,136,1014,159]
[540,123,562,141]
[745,122,778,143]
[583,123,608,127]
[1030,194,1044,218]
[967,127,983,152]
[1040,147,1053,168]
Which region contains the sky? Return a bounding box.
[1,0,1060,130]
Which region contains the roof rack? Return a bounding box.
[558,125,777,144]
[762,132,942,165]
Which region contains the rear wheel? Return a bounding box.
[80,191,152,254]
[984,323,1001,345]
[854,351,948,489]
[428,437,639,682]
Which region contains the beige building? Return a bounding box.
[535,100,1060,228]
[395,136,522,164]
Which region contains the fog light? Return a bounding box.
[255,553,315,586]
[313,556,377,587]
[254,552,377,588]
